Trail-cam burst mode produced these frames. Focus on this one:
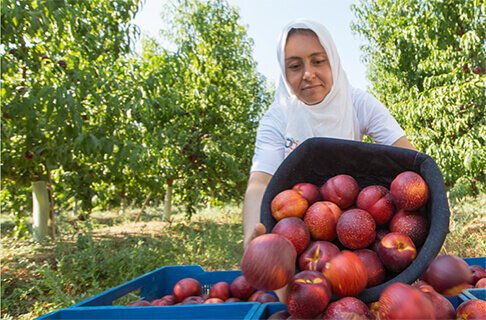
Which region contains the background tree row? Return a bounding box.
[1,0,271,238]
[352,0,485,202]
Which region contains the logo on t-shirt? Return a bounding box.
[285,137,299,157]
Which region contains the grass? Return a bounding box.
[1,195,485,319]
[440,194,486,257]
[1,205,245,319]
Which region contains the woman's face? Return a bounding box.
[284,31,333,105]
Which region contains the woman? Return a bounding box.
[243,19,415,248]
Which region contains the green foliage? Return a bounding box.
[352,0,485,202]
[1,0,142,217]
[134,0,271,216]
[1,0,272,227]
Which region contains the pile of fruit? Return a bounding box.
[241,171,486,319]
[127,275,278,306]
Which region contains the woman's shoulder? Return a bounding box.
[261,101,287,124]
[350,87,386,112]
[351,87,375,106]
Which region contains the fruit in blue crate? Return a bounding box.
[128,299,151,306]
[180,295,205,304]
[161,295,175,305]
[469,264,486,286]
[267,310,290,319]
[254,292,277,303]
[476,277,486,288]
[378,283,435,319]
[151,298,171,306]
[286,270,332,319]
[322,297,371,319]
[229,275,256,300]
[390,171,429,211]
[377,232,417,273]
[209,281,230,301]
[421,254,473,296]
[150,295,176,306]
[225,297,241,302]
[455,299,486,320]
[173,278,202,302]
[247,290,277,303]
[203,297,224,304]
[241,233,296,291]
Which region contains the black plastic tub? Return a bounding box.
[260,137,450,303]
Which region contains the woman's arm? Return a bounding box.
[242,171,272,247]
[392,136,416,151]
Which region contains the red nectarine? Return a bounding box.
[390,171,429,211]
[336,208,376,249]
[421,254,473,296]
[356,185,395,225]
[322,250,368,297]
[320,174,359,209]
[303,201,342,241]
[378,283,435,319]
[287,270,332,319]
[241,233,296,291]
[271,189,308,221]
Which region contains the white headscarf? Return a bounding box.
[274,19,357,157]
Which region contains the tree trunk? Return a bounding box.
[32,180,50,241]
[120,185,126,215]
[134,192,152,223]
[46,167,56,239]
[163,179,173,222]
[73,198,78,216]
[130,198,137,209]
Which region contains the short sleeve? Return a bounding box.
[352,88,406,145]
[250,107,286,175]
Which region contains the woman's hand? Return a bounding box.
[242,172,272,247]
[244,223,266,248]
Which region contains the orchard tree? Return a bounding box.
[1,0,141,239]
[136,0,271,218]
[351,0,485,202]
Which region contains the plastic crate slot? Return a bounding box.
[112,289,141,306]
[202,284,211,295]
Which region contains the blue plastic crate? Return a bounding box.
[72,265,242,307]
[464,257,486,267]
[462,256,485,301]
[37,303,261,320]
[463,288,486,301]
[253,296,470,320]
[447,294,470,309]
[252,302,287,319]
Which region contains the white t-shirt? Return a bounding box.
[250,87,406,175]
